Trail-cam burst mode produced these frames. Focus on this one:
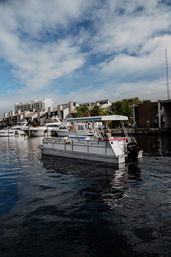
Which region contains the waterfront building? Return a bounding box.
[14,99,53,112]
[57,102,80,120]
[24,111,47,126]
[96,99,112,108]
[132,100,171,128]
[50,100,111,121]
[132,102,158,128]
[158,99,171,128]
[80,99,111,110]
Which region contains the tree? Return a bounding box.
[111,97,141,120]
[142,99,151,103]
[90,105,108,116]
[73,106,90,117]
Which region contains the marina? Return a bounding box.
[0,1,171,256]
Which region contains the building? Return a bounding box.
[24,111,47,126]
[158,99,171,128]
[14,99,53,112]
[80,99,111,109]
[132,100,171,128]
[96,99,112,108]
[57,102,80,120]
[133,102,158,128]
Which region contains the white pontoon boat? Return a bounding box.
[41,115,143,165]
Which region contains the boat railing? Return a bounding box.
[43,137,112,152]
[43,135,128,157]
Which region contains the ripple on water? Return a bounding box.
[0,136,171,257]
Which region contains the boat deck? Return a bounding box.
[42,137,127,164]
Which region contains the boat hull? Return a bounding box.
[41,147,125,164]
[30,130,45,137]
[0,134,15,137]
[0,130,16,137]
[41,138,126,164]
[24,129,46,137]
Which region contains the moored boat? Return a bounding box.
[57,122,94,137]
[0,120,28,137]
[45,121,61,136]
[41,115,143,165]
[0,129,16,137]
[23,126,47,137]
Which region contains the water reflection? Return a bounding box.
[111,163,142,188]
[42,155,142,210]
[135,135,171,156]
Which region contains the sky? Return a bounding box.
[0,0,171,114]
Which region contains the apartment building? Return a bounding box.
[14,99,53,112]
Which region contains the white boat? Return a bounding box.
[41,115,143,165]
[0,121,28,137]
[45,121,61,136]
[23,118,62,137]
[24,124,61,138]
[23,126,47,137]
[10,121,28,136]
[0,128,17,137]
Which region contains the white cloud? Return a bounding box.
[0,77,168,116]
[11,40,85,90]
[52,79,168,106]
[0,0,171,114]
[87,0,171,97]
[0,27,85,91]
[97,34,171,83]
[0,0,91,92]
[91,0,170,55]
[2,0,94,36]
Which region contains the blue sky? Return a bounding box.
[0,0,171,114]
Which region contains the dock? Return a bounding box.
[111,128,171,135]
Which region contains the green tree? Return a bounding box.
[142,99,151,103]
[73,106,90,117]
[90,105,108,116]
[111,97,141,120]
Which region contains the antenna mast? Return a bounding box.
[165,49,170,99]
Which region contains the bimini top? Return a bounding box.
[67,115,128,122]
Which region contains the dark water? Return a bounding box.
[0,136,171,257]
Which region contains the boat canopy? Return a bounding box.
[67,115,128,122]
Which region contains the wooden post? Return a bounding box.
[28,124,30,138]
